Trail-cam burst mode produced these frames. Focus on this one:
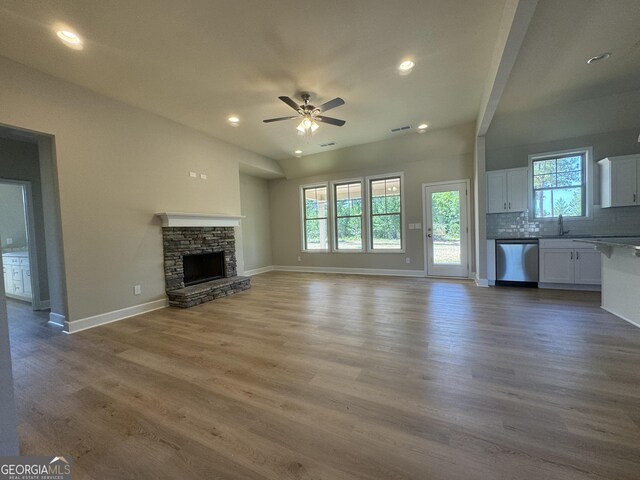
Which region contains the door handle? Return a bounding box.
[427,234,432,238]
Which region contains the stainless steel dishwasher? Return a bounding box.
[496,239,539,287]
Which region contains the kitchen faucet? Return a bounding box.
[558,214,570,236]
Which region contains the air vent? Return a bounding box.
[390,125,412,133]
[319,142,336,147]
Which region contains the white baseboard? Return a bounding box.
[48,312,66,328]
[65,298,168,334]
[538,283,601,291]
[601,306,640,329]
[474,274,489,287]
[244,265,275,276]
[35,299,50,310]
[273,265,425,277]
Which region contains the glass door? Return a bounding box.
[424,181,469,277]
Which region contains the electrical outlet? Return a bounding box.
[6,238,13,245]
[297,256,301,262]
[406,257,411,264]
[189,171,197,178]
[134,285,141,295]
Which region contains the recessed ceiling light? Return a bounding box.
[417,123,429,132]
[56,29,83,50]
[587,52,611,64]
[227,115,240,126]
[398,59,415,75]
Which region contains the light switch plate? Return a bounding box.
[189,171,197,178]
[408,224,415,230]
[414,223,422,229]
[6,238,13,245]
[200,174,208,180]
[134,285,141,295]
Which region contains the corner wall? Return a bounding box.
[239,173,273,273]
[0,56,272,325]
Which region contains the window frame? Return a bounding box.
[528,147,593,221]
[366,172,405,253]
[300,182,331,253]
[330,178,365,252]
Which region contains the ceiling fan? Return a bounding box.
[263,93,346,134]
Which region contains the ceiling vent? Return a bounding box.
[390,125,411,133]
[319,142,336,147]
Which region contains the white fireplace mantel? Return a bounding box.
[155,212,243,228]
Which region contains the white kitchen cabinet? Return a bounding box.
[599,155,640,208]
[1,252,32,301]
[539,240,601,287]
[486,167,528,213]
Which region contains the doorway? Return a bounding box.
[423,180,470,278]
[0,181,40,308]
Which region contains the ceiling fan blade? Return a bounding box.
[316,116,346,127]
[317,97,345,113]
[263,116,298,123]
[278,96,301,112]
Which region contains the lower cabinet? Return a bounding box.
[539,240,601,287]
[1,253,32,301]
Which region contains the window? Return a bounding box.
[302,185,329,250]
[532,152,587,218]
[334,181,363,250]
[369,175,403,250]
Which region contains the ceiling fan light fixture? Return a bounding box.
[227,115,240,126]
[55,28,83,50]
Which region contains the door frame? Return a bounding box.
[422,179,471,278]
[0,178,45,310]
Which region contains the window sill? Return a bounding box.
[367,249,406,254]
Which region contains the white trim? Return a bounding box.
[330,177,365,252]
[422,179,471,278]
[48,311,65,327]
[244,265,275,276]
[474,274,489,287]
[35,299,50,310]
[273,265,424,277]
[366,172,405,252]
[64,298,168,334]
[300,182,330,252]
[527,146,594,220]
[601,306,640,329]
[155,212,243,227]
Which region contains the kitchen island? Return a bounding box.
[578,238,640,328]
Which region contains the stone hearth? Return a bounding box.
[161,225,250,308]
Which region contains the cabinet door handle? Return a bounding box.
[508,202,511,209]
[576,251,579,260]
[570,251,574,260]
[504,202,507,210]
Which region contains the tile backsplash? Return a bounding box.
[487,206,640,239]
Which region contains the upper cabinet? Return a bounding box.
[487,167,528,214]
[599,154,640,208]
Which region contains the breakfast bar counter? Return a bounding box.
[578,238,640,328]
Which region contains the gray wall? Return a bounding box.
[239,173,273,272]
[0,56,273,324]
[269,152,475,272]
[0,256,19,455]
[0,137,50,303]
[0,184,26,249]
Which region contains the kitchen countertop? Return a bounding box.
[575,237,640,252]
[488,234,640,240]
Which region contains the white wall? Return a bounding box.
[0,56,272,325]
[239,174,273,272]
[269,129,474,271]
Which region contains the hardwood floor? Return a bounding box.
[7,273,640,479]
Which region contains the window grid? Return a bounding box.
[334,181,363,250]
[302,185,328,250]
[532,153,586,218]
[369,176,402,250]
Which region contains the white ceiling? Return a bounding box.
[496,0,640,115]
[0,0,506,161]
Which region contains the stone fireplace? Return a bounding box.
[157,213,250,308]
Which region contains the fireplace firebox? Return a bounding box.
[183,252,225,286]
